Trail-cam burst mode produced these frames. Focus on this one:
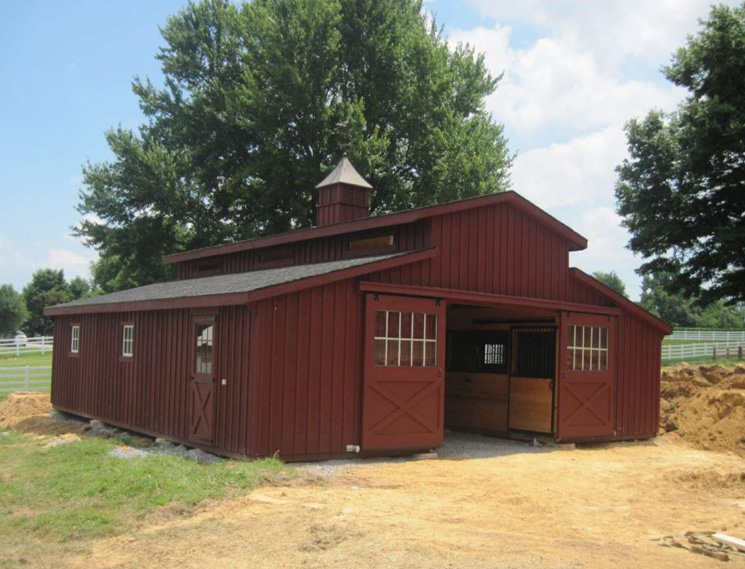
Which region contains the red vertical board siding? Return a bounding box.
[249,278,364,459]
[612,312,663,439]
[52,197,665,460]
[51,306,256,457]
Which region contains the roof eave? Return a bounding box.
[163,191,588,265]
[570,268,673,334]
[45,248,438,316]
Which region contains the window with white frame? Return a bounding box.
[567,325,608,371]
[70,325,80,354]
[373,310,437,367]
[122,324,134,358]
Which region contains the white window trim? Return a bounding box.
[122,324,134,358]
[568,325,609,371]
[373,310,437,367]
[70,325,80,354]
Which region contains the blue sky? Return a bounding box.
[0,0,735,299]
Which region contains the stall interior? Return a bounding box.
[445,304,559,439]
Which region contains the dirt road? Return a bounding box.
[65,434,744,569]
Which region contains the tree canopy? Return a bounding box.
[615,3,745,305]
[591,271,628,298]
[0,285,27,337]
[639,270,745,328]
[22,270,92,336]
[78,0,512,292]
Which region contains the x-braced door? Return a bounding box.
[361,294,446,451]
[189,314,216,444]
[557,312,616,440]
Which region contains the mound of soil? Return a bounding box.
[0,392,51,428]
[0,392,87,436]
[660,364,745,456]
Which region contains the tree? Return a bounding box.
[67,276,92,301]
[639,270,745,328]
[592,271,628,297]
[22,269,68,336]
[77,0,512,292]
[615,4,745,305]
[0,285,28,337]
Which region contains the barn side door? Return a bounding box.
[189,314,217,445]
[557,312,617,440]
[361,294,446,451]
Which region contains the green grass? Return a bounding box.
[0,429,290,551]
[0,352,53,367]
[0,353,52,392]
[662,358,744,367]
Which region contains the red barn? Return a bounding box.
[46,158,671,461]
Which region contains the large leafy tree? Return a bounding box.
[22,269,68,336]
[78,0,511,292]
[592,271,628,298]
[0,285,28,337]
[639,270,745,328]
[615,4,745,305]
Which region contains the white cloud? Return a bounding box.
[449,25,683,136]
[465,0,731,67]
[43,248,96,280]
[511,125,627,208]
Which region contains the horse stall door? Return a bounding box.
[557,312,617,440]
[361,294,447,452]
[189,314,216,445]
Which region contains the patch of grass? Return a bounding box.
[662,358,744,368]
[0,429,290,545]
[0,352,53,367]
[0,353,53,393]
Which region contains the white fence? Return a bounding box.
[668,329,745,342]
[0,366,52,394]
[0,336,53,357]
[661,340,745,362]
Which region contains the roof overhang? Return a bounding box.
[162,191,588,266]
[46,248,437,316]
[358,281,622,317]
[570,268,673,334]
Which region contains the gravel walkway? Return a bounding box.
[298,431,551,477]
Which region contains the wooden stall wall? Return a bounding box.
[51,306,256,455]
[177,220,431,279]
[614,312,664,439]
[366,202,614,308]
[249,278,364,460]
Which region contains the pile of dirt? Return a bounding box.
[0,392,87,436]
[0,392,51,428]
[660,363,745,456]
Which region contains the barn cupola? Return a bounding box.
[315,155,372,226]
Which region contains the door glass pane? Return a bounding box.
[386,339,400,366]
[413,314,425,339]
[195,324,213,375]
[600,350,608,371]
[424,341,437,366]
[400,340,412,365]
[425,314,437,340]
[387,311,400,337]
[412,340,424,366]
[400,313,413,338]
[374,311,387,337]
[374,339,386,365]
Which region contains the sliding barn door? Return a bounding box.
[557,312,617,440]
[361,294,446,451]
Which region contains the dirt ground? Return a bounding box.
[3,375,745,569]
[50,437,742,569]
[660,363,745,456]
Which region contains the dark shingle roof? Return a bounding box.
[52,252,407,310]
